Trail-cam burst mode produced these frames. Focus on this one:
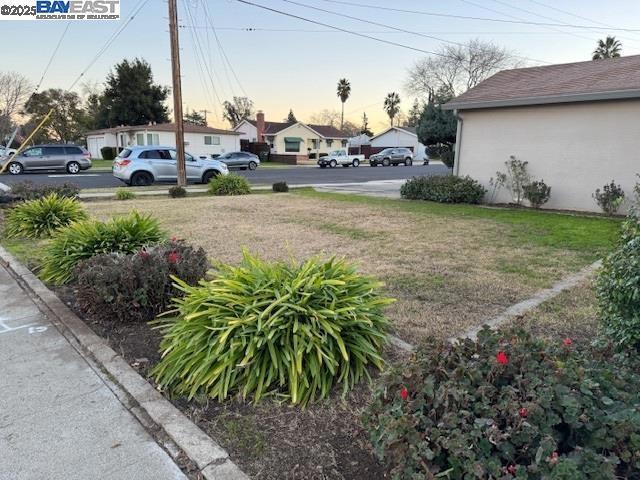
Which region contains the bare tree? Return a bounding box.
[222,96,254,128]
[309,109,341,127]
[405,39,519,99]
[0,71,31,142]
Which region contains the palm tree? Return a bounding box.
[336,78,351,130]
[384,92,401,126]
[592,36,622,60]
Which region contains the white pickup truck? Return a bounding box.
[317,150,364,168]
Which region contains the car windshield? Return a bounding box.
[380,149,394,154]
[329,150,343,156]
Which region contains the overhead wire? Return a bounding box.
[34,22,71,94]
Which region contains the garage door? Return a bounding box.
[87,137,105,159]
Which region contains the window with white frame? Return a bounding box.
[147,133,160,145]
[204,135,221,145]
[136,133,144,145]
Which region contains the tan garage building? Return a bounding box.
[445,55,640,213]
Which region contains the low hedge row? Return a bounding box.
[401,175,486,204]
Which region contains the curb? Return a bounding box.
[0,246,249,480]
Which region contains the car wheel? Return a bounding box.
[405,158,413,166]
[8,162,23,175]
[329,160,337,168]
[66,161,80,174]
[202,170,219,184]
[131,171,153,186]
[352,159,360,167]
[248,161,257,170]
[382,158,390,167]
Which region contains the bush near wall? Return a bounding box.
[100,146,117,160]
[366,327,640,479]
[75,240,209,323]
[401,175,486,204]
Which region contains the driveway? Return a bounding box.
[0,163,449,190]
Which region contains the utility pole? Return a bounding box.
[200,109,211,125]
[168,0,186,187]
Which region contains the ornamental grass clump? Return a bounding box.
[40,211,165,285]
[366,327,640,479]
[152,251,394,406]
[4,194,87,238]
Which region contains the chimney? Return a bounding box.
[256,110,265,143]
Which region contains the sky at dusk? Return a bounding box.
[3,0,640,132]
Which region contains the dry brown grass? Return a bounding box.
[84,193,596,342]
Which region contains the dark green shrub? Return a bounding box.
[593,181,625,215]
[4,194,87,238]
[597,237,640,349]
[100,146,116,160]
[207,173,251,196]
[272,181,289,193]
[40,211,165,285]
[440,147,454,168]
[366,327,640,479]
[168,186,187,198]
[9,181,80,200]
[115,188,136,200]
[75,240,209,323]
[524,179,552,209]
[401,175,486,204]
[152,252,394,405]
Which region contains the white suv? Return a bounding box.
[112,146,228,186]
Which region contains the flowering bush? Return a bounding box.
[74,239,209,323]
[366,327,640,479]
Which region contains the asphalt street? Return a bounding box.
[0,163,449,190]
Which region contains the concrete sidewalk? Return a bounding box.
[314,179,406,198]
[0,264,186,480]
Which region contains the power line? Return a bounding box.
[34,22,71,93]
[67,0,149,90]
[233,0,447,56]
[280,0,549,64]
[200,0,248,97]
[316,0,640,33]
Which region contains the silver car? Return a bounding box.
[6,144,92,175]
[369,147,414,167]
[112,145,229,186]
[216,151,260,170]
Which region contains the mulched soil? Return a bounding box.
[54,286,391,480]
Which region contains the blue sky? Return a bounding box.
[3,0,640,132]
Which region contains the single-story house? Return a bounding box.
[445,54,640,213]
[234,111,350,163]
[369,126,427,161]
[85,123,240,159]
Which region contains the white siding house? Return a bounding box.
[445,55,640,213]
[369,126,427,161]
[85,123,240,159]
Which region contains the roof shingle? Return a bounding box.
[445,55,640,110]
[86,123,239,136]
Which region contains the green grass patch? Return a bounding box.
[296,190,621,256]
[90,159,113,170]
[1,237,46,270]
[318,222,376,240]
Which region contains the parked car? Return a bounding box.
[0,146,16,158]
[216,151,260,170]
[112,146,229,186]
[369,148,414,167]
[318,150,364,168]
[5,144,92,175]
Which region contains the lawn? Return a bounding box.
[80,190,620,343]
[90,159,113,170]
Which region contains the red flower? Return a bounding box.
[563,338,573,346]
[138,249,150,259]
[548,451,559,464]
[506,465,517,475]
[400,387,409,400]
[519,407,528,418]
[167,251,180,264]
[496,351,509,365]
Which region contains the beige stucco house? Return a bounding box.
[445,55,640,213]
[234,112,349,163]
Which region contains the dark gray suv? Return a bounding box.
[7,144,92,175]
[369,147,414,167]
